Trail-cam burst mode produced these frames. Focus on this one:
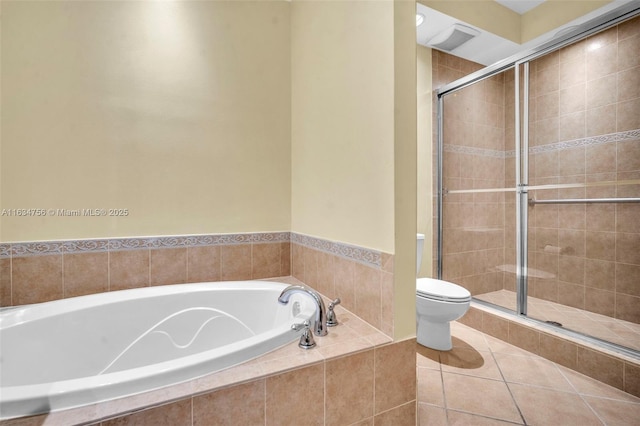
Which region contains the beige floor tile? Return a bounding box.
[417,404,448,426]
[559,366,640,403]
[447,410,524,425]
[440,348,504,381]
[442,373,522,423]
[485,335,543,358]
[417,343,442,370]
[583,395,640,426]
[418,320,640,426]
[417,368,445,406]
[493,352,574,391]
[450,322,491,351]
[509,383,603,425]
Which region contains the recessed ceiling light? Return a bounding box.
[416,14,425,27]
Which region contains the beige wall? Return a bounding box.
[2,0,418,339]
[393,0,418,339]
[290,0,417,338]
[290,0,395,254]
[1,1,291,242]
[521,0,611,42]
[417,44,433,278]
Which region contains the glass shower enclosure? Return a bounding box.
[435,6,640,354]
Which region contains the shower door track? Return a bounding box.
[472,298,640,360]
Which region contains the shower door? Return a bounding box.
[436,65,518,310]
[522,25,640,351]
[436,12,640,353]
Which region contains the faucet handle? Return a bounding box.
[292,320,316,349]
[326,298,341,327]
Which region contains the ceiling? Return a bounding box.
[495,0,546,15]
[416,0,638,66]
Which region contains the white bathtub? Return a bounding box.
[0,281,315,420]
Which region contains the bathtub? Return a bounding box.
[0,281,315,420]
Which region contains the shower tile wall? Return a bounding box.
[528,16,640,324]
[431,50,510,297]
[434,15,640,325]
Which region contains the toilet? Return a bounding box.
[416,234,471,351]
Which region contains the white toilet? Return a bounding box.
[416,234,471,351]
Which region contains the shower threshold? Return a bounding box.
[474,289,640,353]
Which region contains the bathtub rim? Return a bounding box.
[0,280,315,420]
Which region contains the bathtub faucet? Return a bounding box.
[278,285,328,337]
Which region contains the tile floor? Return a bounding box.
[475,289,640,351]
[417,321,640,425]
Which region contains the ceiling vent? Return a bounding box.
[427,24,480,51]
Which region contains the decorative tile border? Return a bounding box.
[1,232,291,258]
[445,129,640,159]
[444,144,506,158]
[291,232,382,268]
[1,232,380,267]
[528,129,640,155]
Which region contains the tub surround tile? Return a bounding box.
[191,360,265,395]
[316,250,336,299]
[290,242,303,279]
[101,398,192,426]
[192,380,265,426]
[150,248,187,286]
[279,242,291,277]
[12,254,63,305]
[302,246,320,289]
[265,363,325,425]
[333,256,356,309]
[374,338,416,414]
[96,380,195,423]
[0,258,11,307]
[109,250,150,291]
[250,243,281,280]
[354,262,382,331]
[186,246,220,283]
[325,351,374,425]
[291,235,394,336]
[220,244,251,281]
[63,252,109,298]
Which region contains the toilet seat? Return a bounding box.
[416,278,471,303]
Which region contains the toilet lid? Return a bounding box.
[416,278,471,302]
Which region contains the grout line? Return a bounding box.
[488,348,528,425]
[446,408,526,425]
[556,363,608,425]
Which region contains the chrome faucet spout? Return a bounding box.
[278,285,327,336]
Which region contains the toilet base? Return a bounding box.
[417,319,453,351]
